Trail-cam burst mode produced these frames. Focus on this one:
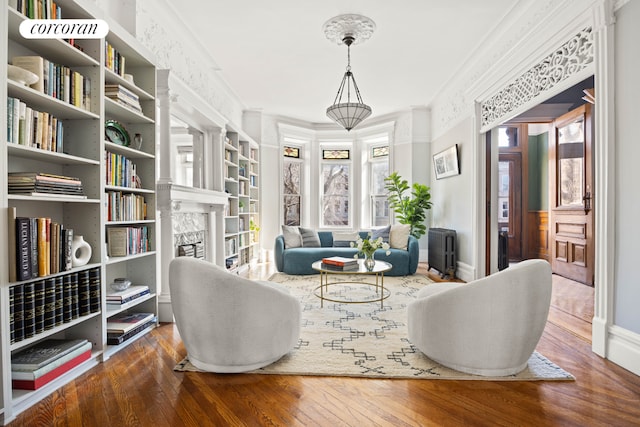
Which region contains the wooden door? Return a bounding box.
[549,104,594,285]
[498,153,523,260]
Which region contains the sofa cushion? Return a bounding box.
[282,225,302,248]
[390,224,411,250]
[299,227,321,247]
[371,225,391,242]
[332,231,359,247]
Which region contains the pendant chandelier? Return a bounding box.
[324,14,376,131]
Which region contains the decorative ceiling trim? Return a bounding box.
[480,27,594,129]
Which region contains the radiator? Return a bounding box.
[428,228,457,278]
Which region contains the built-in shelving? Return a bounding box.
[0,0,158,423]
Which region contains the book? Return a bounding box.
[9,287,15,343]
[34,280,45,334]
[321,256,358,267]
[88,267,101,313]
[11,338,88,371]
[12,348,92,390]
[78,270,91,316]
[15,217,32,280]
[43,278,57,330]
[107,317,156,345]
[8,207,18,282]
[320,262,360,271]
[107,227,127,257]
[13,284,25,342]
[106,285,150,305]
[12,341,92,380]
[23,282,36,338]
[107,312,154,334]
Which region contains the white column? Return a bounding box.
[156,69,175,322]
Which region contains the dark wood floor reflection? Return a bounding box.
[8,262,640,426]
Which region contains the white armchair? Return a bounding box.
[408,259,552,376]
[169,257,301,373]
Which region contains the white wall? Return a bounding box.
[614,0,640,334]
[430,117,474,273]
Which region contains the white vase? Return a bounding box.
[71,235,92,267]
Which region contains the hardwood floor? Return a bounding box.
[7,263,640,426]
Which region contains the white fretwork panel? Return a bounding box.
[481,27,593,129]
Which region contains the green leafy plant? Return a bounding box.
[384,171,432,239]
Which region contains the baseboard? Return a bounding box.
[158,295,174,323]
[606,325,640,376]
[455,261,474,282]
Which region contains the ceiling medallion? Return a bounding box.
[323,14,376,45]
[323,14,375,132]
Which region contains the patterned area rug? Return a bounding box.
[175,273,574,381]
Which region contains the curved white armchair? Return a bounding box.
[169,257,301,373]
[408,259,552,376]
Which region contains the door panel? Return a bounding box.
[549,104,594,285]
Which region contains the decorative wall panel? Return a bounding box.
[481,28,594,129]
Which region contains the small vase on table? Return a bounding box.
[364,251,376,271]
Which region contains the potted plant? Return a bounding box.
[384,172,432,239]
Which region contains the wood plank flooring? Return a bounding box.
[7,263,640,426]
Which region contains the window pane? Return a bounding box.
[283,146,299,158]
[371,195,389,226]
[498,161,510,224]
[323,149,350,160]
[322,164,350,226]
[283,161,301,195]
[284,195,301,226]
[372,146,389,158]
[557,119,584,207]
[371,161,389,195]
[498,126,519,147]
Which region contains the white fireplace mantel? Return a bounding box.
[157,181,228,322]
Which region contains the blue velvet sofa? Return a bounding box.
[274,231,419,276]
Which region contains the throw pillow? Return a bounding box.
[371,225,391,242]
[282,225,302,248]
[299,227,321,247]
[390,224,411,250]
[333,231,359,247]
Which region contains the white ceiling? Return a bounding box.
[168,1,521,125]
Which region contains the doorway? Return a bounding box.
[486,77,595,287]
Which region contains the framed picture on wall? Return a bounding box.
[433,144,460,179]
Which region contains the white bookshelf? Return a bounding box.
[223,130,259,271]
[0,0,157,423]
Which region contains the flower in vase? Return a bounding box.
[351,234,391,258]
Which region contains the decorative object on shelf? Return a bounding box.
[133,133,143,150]
[351,234,390,271]
[71,235,92,267]
[433,144,460,180]
[384,172,432,239]
[7,64,39,86]
[105,120,131,147]
[110,278,132,292]
[323,14,375,131]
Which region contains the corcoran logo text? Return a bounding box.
[19,19,109,39]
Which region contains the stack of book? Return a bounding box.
[106,285,150,309]
[321,256,359,271]
[106,312,156,345]
[11,338,92,390]
[106,226,150,257]
[8,172,85,198]
[105,84,141,114]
